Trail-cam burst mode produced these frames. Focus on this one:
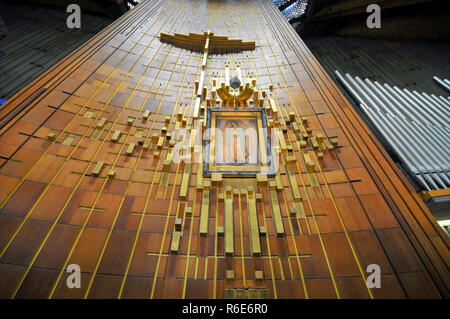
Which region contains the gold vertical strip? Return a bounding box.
[275,174,283,190]
[170,231,181,254]
[111,130,121,143]
[225,64,230,88]
[277,130,287,154]
[179,163,191,201]
[197,71,205,96]
[286,165,302,202]
[193,97,201,119]
[91,161,104,177]
[269,98,278,118]
[269,183,285,236]
[225,187,234,256]
[199,184,210,236]
[247,189,261,256]
[196,163,203,189]
[294,202,306,219]
[202,52,208,70]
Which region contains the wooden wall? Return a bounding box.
[0,0,448,299]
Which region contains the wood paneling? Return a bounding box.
[0,0,447,299]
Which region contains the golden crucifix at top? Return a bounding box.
[159,30,257,115]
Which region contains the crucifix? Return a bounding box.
[159,30,256,115]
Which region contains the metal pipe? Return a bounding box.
[345,73,380,111]
[411,119,450,158]
[389,114,449,187]
[387,85,444,128]
[335,70,364,105]
[417,92,450,126]
[361,105,422,174]
[354,76,392,114]
[371,81,408,120]
[421,122,450,151]
[362,76,449,143]
[366,107,427,176]
[358,78,449,175]
[348,75,383,111]
[363,79,395,116]
[433,76,450,92]
[402,90,449,127]
[375,82,413,120]
[390,114,448,171]
[401,89,448,128]
[335,71,447,190]
[362,104,433,190]
[363,80,450,167]
[380,112,439,184]
[439,96,450,106]
[409,121,450,170]
[429,94,450,113]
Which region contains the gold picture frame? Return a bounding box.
[203,107,275,177]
